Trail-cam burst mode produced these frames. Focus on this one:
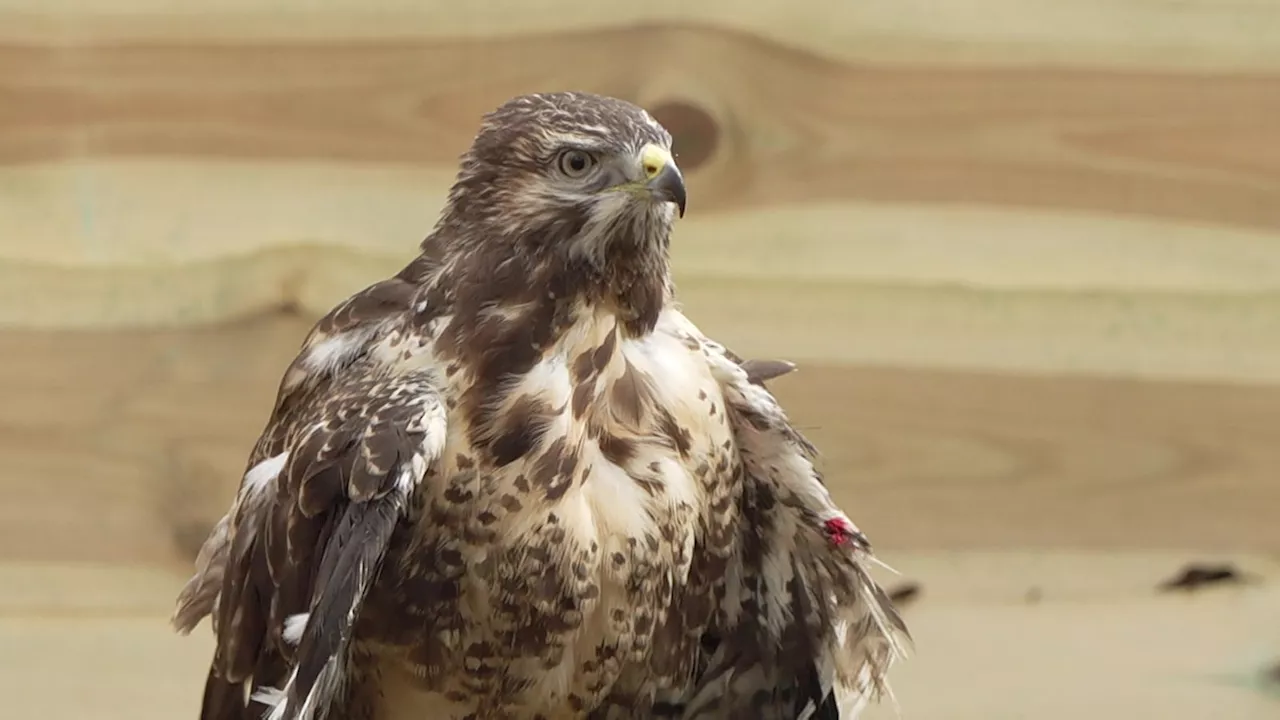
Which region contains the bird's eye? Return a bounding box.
[556,149,596,178]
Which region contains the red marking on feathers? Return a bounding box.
[824,517,856,548]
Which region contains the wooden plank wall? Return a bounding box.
[1,2,1278,718]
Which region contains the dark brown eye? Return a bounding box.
[557,149,595,178]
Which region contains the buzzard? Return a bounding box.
[172,91,908,720]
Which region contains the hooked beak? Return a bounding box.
[640,143,687,218]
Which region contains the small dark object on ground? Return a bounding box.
[887,582,921,607]
[1024,586,1043,604]
[1157,562,1248,592]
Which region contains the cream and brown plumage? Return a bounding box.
[171,91,909,720]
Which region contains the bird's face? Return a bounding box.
[449,92,687,265]
[536,133,686,221]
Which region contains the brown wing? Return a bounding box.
[171,277,448,720]
[678,336,909,719]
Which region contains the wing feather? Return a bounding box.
[171,277,447,720]
[680,336,910,719]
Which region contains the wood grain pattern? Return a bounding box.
[3,18,1280,386]
[2,313,1276,571]
[3,28,1278,226]
[5,1,1280,70]
[3,5,1276,717]
[4,556,1277,719]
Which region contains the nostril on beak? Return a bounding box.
[644,161,662,179]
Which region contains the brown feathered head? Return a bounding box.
[437,92,683,256]
[424,91,688,335]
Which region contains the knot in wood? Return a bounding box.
[649,100,719,173]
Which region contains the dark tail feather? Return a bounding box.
[199,665,252,720]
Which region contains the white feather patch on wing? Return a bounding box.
[253,653,348,720]
[282,613,310,646]
[253,669,294,720]
[244,452,289,495]
[251,684,285,712]
[301,327,376,375]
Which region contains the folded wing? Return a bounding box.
[171,278,448,720]
[683,337,911,719]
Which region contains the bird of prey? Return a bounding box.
[172,91,908,720]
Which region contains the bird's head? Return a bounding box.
[440,92,686,269]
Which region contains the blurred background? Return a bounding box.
[2,1,1279,718]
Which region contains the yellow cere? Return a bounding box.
[640,143,673,180]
